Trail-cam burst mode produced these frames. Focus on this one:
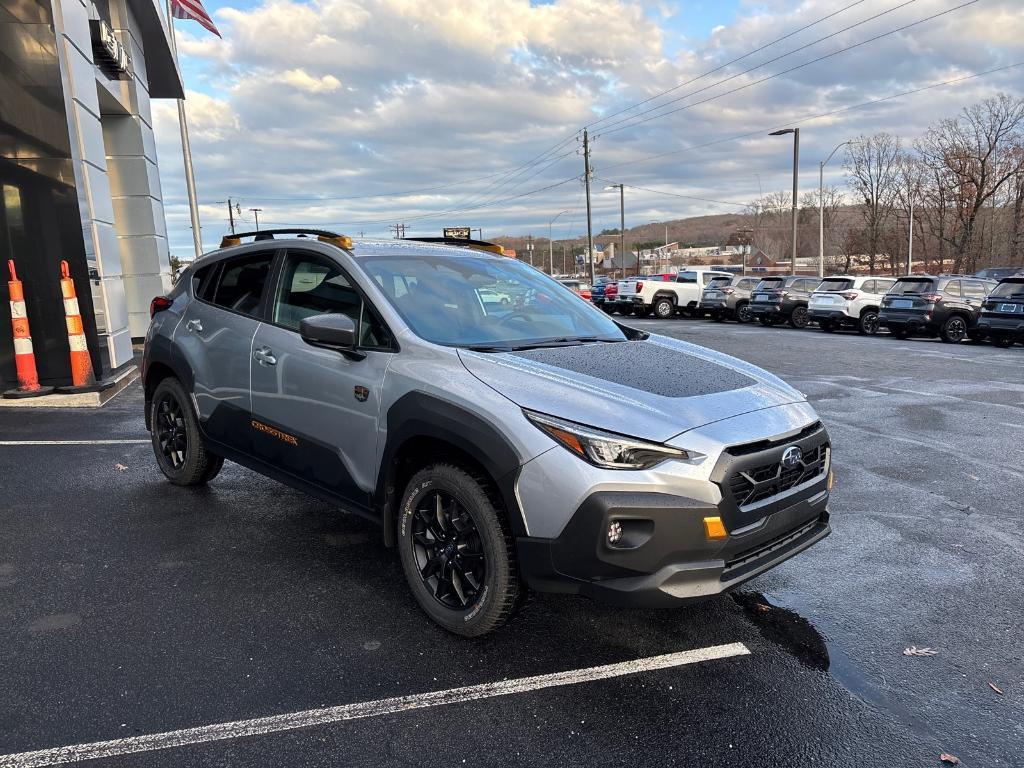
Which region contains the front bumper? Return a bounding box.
[517,491,830,607]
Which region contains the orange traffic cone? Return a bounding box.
[4,260,54,399]
[55,260,101,393]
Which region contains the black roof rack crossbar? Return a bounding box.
[220,229,354,248]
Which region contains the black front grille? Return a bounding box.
[729,443,828,509]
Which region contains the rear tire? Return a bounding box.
[789,306,809,329]
[620,306,634,316]
[653,298,675,319]
[758,316,773,326]
[939,315,968,344]
[711,311,724,322]
[819,320,834,333]
[735,302,753,324]
[636,306,652,318]
[397,464,522,637]
[150,377,222,486]
[992,335,1014,348]
[858,309,880,336]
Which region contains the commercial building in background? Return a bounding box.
[1,0,182,390]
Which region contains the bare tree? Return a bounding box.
[746,190,793,264]
[845,133,902,274]
[915,93,1024,272]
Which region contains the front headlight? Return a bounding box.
[524,410,698,470]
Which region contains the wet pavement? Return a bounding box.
[0,321,1021,767]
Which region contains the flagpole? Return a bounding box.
[165,1,203,259]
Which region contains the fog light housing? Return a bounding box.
[607,521,623,545]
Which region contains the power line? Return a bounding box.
[584,0,872,132]
[599,0,976,137]
[596,60,1024,174]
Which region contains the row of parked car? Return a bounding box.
[588,269,1024,348]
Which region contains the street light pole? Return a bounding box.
[907,197,914,275]
[770,128,800,275]
[818,140,851,279]
[548,210,571,275]
[604,184,626,276]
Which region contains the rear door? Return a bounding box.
[174,249,276,452]
[248,248,395,508]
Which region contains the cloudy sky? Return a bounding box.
[154,0,1024,255]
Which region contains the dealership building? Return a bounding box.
[1,0,181,390]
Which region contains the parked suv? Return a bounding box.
[976,276,1024,347]
[144,230,831,636]
[808,276,896,335]
[748,276,819,328]
[879,275,997,342]
[618,270,734,319]
[702,275,759,323]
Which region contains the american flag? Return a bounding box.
[170,0,220,37]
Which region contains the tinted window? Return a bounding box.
[274,252,390,349]
[702,273,724,285]
[708,276,732,288]
[675,272,698,283]
[755,278,784,291]
[889,279,935,295]
[818,278,854,292]
[210,252,274,316]
[363,253,625,347]
[191,264,216,299]
[940,279,962,298]
[990,281,1024,298]
[961,280,987,299]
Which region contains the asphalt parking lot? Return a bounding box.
[1,321,1021,768]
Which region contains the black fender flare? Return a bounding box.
[376,391,528,546]
[142,334,195,430]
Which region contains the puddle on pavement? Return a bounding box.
[732,591,934,739]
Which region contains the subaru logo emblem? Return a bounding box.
[781,445,803,469]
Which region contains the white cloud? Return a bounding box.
[154,0,1024,253]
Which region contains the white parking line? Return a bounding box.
[0,643,749,768]
[0,440,149,446]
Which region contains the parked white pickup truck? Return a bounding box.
[617,269,735,318]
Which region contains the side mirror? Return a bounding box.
[299,313,365,360]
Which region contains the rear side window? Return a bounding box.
[871,279,895,294]
[191,264,216,299]
[818,278,853,292]
[738,278,757,290]
[940,280,962,298]
[889,279,935,295]
[962,280,987,299]
[209,252,274,317]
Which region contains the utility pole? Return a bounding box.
[582,129,595,285]
[561,243,567,275]
[907,197,914,275]
[769,128,800,275]
[227,198,236,234]
[526,235,534,267]
[391,223,406,239]
[249,208,262,230]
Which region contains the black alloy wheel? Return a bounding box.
[789,305,810,329]
[736,303,753,323]
[859,310,880,336]
[411,489,486,611]
[940,315,968,343]
[398,464,521,636]
[149,377,223,486]
[155,393,187,470]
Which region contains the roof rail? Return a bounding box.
[220,229,352,249]
[402,236,505,255]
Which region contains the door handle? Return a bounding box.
[254,346,277,366]
[186,318,203,333]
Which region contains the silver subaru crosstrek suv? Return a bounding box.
[143,230,832,636]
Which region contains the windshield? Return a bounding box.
[889,279,935,295]
[362,253,626,348]
[816,278,853,292]
[991,281,1024,298]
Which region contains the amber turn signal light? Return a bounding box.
[703,516,727,541]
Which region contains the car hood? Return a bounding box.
[458,335,806,444]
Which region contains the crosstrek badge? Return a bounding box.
[251,419,298,446]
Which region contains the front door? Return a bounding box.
[174,250,276,453]
[249,249,394,509]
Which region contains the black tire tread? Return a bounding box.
[150,377,220,487]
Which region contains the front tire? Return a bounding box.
[150,377,222,486]
[398,464,522,636]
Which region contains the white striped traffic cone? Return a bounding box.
[4,260,54,399]
[55,260,101,393]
